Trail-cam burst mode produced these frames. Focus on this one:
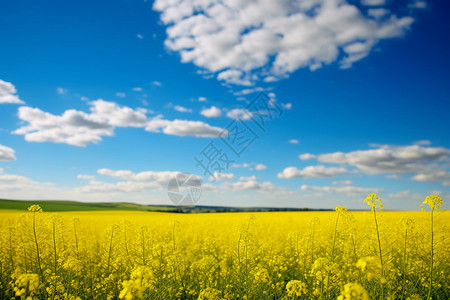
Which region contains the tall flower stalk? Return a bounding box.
[28,205,44,280]
[364,194,384,298]
[421,194,443,300]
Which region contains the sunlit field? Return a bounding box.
[0,196,448,299]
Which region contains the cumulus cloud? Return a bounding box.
[13,100,225,146]
[299,153,316,160]
[0,79,25,104]
[173,105,193,113]
[200,106,222,118]
[222,177,287,193]
[209,172,234,181]
[232,163,250,168]
[317,144,450,175]
[255,163,267,170]
[301,184,383,196]
[146,115,224,137]
[154,0,415,84]
[75,168,204,193]
[226,108,253,120]
[278,165,348,179]
[0,144,16,161]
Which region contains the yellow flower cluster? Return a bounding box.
[12,273,39,298]
[337,283,369,300]
[285,280,308,297]
[364,193,383,211]
[27,204,43,213]
[420,194,443,211]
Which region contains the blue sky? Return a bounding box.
[1,0,449,210]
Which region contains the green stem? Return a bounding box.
[32,212,44,279]
[427,209,434,300]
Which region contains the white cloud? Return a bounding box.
[115,92,126,98]
[0,79,25,104]
[317,144,450,175]
[368,8,390,18]
[209,172,234,181]
[200,106,222,118]
[145,115,224,138]
[76,168,196,193]
[255,163,267,170]
[409,1,427,9]
[0,144,16,161]
[361,0,386,6]
[13,100,225,146]
[221,177,287,193]
[278,165,348,179]
[289,139,299,144]
[411,171,450,186]
[233,87,267,96]
[226,108,253,120]
[137,33,144,39]
[151,81,162,86]
[301,184,383,196]
[77,174,95,180]
[154,0,415,85]
[332,180,353,185]
[173,105,193,113]
[388,190,424,201]
[198,96,207,102]
[132,87,143,92]
[281,103,292,110]
[299,153,316,160]
[414,140,431,145]
[232,163,249,168]
[56,87,68,95]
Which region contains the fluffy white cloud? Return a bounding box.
[14,100,225,146]
[173,105,193,113]
[299,153,316,160]
[301,184,383,196]
[0,145,16,161]
[232,163,250,168]
[200,106,222,117]
[209,172,234,181]
[146,115,225,137]
[226,108,253,120]
[222,177,287,193]
[0,79,25,104]
[278,165,348,179]
[255,163,267,170]
[154,0,415,84]
[317,144,450,175]
[289,139,299,144]
[76,169,204,193]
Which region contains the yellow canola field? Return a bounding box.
[0,207,448,299]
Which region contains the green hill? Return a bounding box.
[0,199,320,213]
